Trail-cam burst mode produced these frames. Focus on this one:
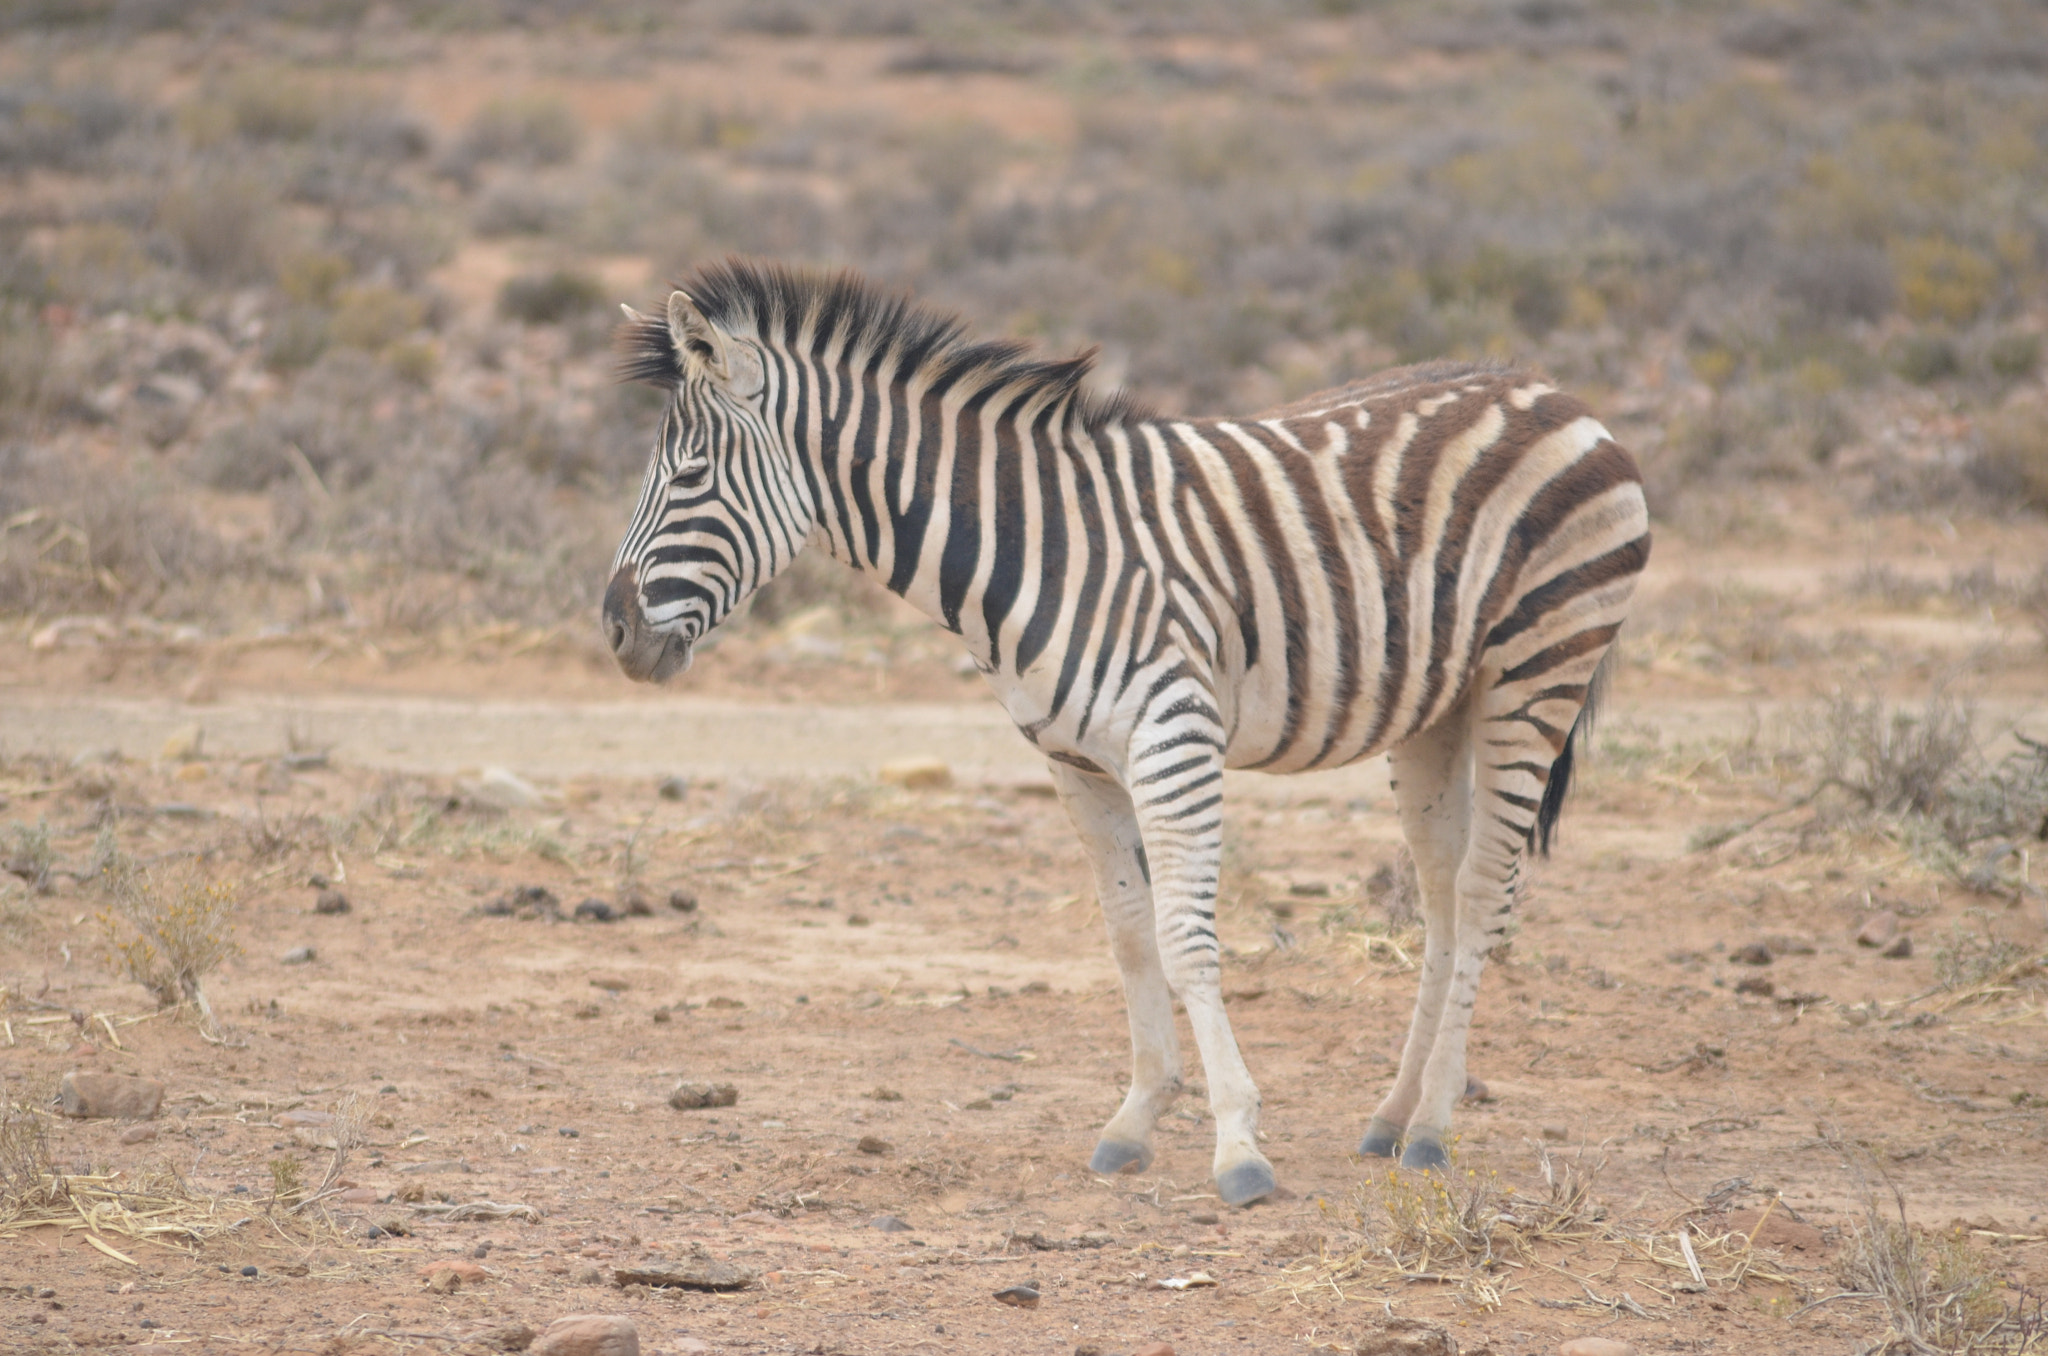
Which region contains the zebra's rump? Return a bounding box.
[1161,364,1649,775]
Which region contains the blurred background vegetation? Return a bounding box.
[0,0,2044,643]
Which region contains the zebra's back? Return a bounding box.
[1147,363,1648,774]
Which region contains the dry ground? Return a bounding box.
[3,500,2046,1356]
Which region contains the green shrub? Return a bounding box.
[456,96,582,168]
[1890,332,1961,385]
[1892,235,1999,326]
[497,268,605,325]
[329,284,427,351]
[1969,406,2048,513]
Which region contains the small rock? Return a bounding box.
[530,1315,638,1356]
[1729,941,1773,965]
[1133,1344,1176,1356]
[1880,933,1913,959]
[1559,1339,1636,1356]
[993,1284,1040,1308]
[657,776,688,801]
[1462,1075,1491,1102]
[481,1322,536,1353]
[667,889,699,913]
[612,1257,758,1291]
[869,1214,913,1232]
[1352,1315,1457,1355]
[1734,975,1775,997]
[572,1264,605,1285]
[472,767,545,810]
[314,890,350,915]
[672,1340,710,1355]
[420,1258,487,1287]
[868,1086,904,1102]
[1856,911,1900,947]
[1763,933,1816,955]
[1539,1125,1568,1142]
[857,1135,893,1155]
[668,1082,738,1111]
[846,912,872,927]
[620,889,654,917]
[336,1187,383,1203]
[59,1072,164,1121]
[119,1123,158,1144]
[159,722,204,762]
[879,757,952,790]
[1728,1208,1826,1253]
[282,945,316,965]
[574,898,616,923]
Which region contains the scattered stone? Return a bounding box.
[1462,1075,1491,1102]
[481,1322,537,1353]
[471,767,546,810]
[1539,1125,1568,1142]
[879,757,952,790]
[619,889,653,917]
[847,911,872,926]
[574,898,616,923]
[530,1315,639,1356]
[993,1283,1040,1308]
[282,945,316,965]
[1856,912,1900,948]
[420,1258,487,1288]
[612,1257,758,1291]
[572,1264,605,1285]
[159,722,204,762]
[667,890,699,913]
[1734,975,1775,998]
[1558,1339,1636,1356]
[857,1135,893,1155]
[59,1072,164,1121]
[671,1340,710,1355]
[868,1086,904,1101]
[1352,1315,1458,1355]
[313,890,350,915]
[869,1214,913,1232]
[119,1123,158,1144]
[1133,1344,1176,1356]
[668,1082,738,1111]
[1880,932,1914,959]
[1729,941,1773,965]
[657,776,688,801]
[337,1187,383,1204]
[1728,1208,1826,1253]
[486,884,562,919]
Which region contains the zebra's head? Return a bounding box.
[604,289,814,683]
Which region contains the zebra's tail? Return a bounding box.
[1532,646,1614,858]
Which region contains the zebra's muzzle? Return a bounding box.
[603,564,694,684]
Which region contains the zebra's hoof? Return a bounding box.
[1399,1136,1449,1172]
[1089,1139,1153,1175]
[1215,1158,1277,1207]
[1358,1117,1403,1158]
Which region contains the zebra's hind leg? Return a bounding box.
[1049,764,1183,1178]
[1363,704,1474,1168]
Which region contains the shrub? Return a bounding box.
[1985,331,2042,381]
[455,96,582,168]
[1968,406,2048,513]
[1892,235,2000,326]
[497,268,605,325]
[154,169,277,284]
[1890,332,1961,385]
[94,844,240,1035]
[0,83,135,170]
[328,283,427,351]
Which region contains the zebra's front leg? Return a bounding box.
[1128,741,1275,1207]
[1049,763,1182,1177]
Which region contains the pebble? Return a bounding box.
[471,767,546,810]
[657,776,688,800]
[282,945,316,965]
[667,889,699,913]
[481,1323,536,1353]
[574,898,617,923]
[993,1283,1040,1308]
[1351,1316,1456,1354]
[672,1340,710,1355]
[572,1264,605,1285]
[1559,1339,1636,1356]
[530,1315,639,1356]
[119,1123,158,1144]
[611,1257,758,1291]
[58,1072,164,1121]
[857,1135,893,1155]
[420,1258,487,1287]
[1462,1075,1491,1102]
[313,890,351,915]
[1855,911,1900,947]
[1728,941,1773,965]
[1734,975,1775,997]
[1540,1124,1568,1142]
[1132,1344,1176,1356]
[619,889,653,917]
[669,1081,739,1111]
[1880,932,1914,959]
[869,1214,913,1232]
[878,756,952,790]
[159,722,204,762]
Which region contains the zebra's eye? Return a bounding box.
[668,458,712,490]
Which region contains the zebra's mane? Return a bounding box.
[618,258,1146,432]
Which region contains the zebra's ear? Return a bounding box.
[666,291,763,398]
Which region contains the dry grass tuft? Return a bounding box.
[93,841,240,1038]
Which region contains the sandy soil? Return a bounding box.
[3,505,2047,1356]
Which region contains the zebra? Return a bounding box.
[603,260,1650,1206]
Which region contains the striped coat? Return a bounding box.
[604,262,1649,1201]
